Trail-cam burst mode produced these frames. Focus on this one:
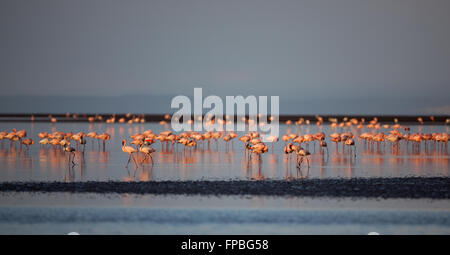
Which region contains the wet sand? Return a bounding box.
[1,177,449,199]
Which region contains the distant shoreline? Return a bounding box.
[0,113,448,124]
[1,177,449,199]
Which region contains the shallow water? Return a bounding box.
[0,192,449,234]
[0,122,449,182]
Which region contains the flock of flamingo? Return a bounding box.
[0,116,449,173]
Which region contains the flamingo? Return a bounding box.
[344,138,356,157]
[0,131,8,141]
[247,142,268,161]
[21,138,34,149]
[320,140,328,156]
[80,136,87,152]
[295,147,311,168]
[281,134,291,145]
[97,133,110,151]
[38,132,48,139]
[223,134,231,150]
[239,135,251,156]
[63,143,76,165]
[16,130,27,142]
[139,141,156,164]
[266,135,279,153]
[122,140,138,168]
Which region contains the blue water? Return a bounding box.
[0,206,449,234]
[0,122,448,182]
[0,122,449,234]
[0,193,449,234]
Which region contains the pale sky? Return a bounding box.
[0,0,449,114]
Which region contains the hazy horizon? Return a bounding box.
[1,0,449,114]
[0,94,448,115]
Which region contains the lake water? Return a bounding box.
[0,121,449,234]
[0,192,449,234]
[0,122,448,182]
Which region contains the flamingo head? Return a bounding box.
[122,139,126,146]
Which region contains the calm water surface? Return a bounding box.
[0,122,448,182]
[0,192,449,234]
[1,122,449,234]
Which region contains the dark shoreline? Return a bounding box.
[0,113,448,123]
[1,177,449,199]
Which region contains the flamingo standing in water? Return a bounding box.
[266,136,279,153]
[345,138,356,157]
[239,135,251,156]
[247,142,268,160]
[21,138,34,149]
[87,132,97,146]
[97,133,110,151]
[284,143,299,163]
[5,130,18,145]
[295,147,311,167]
[281,134,291,146]
[80,136,87,152]
[63,143,76,165]
[139,141,156,164]
[16,130,27,142]
[122,140,138,168]
[0,131,7,141]
[319,140,328,157]
[223,134,231,150]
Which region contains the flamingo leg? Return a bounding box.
[149,154,154,164]
[141,154,148,163]
[126,154,132,167]
[132,154,138,168]
[72,152,76,165]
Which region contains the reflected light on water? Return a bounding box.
[0,122,448,182]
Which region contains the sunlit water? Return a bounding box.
[1,122,449,234]
[0,122,448,182]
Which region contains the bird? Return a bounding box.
[87,132,98,140]
[63,143,76,165]
[250,142,268,154]
[282,134,291,145]
[16,130,27,141]
[139,141,156,164]
[5,130,18,143]
[80,136,87,152]
[60,139,70,148]
[247,142,268,160]
[39,138,49,146]
[266,135,279,153]
[21,138,34,149]
[38,132,48,139]
[295,147,311,168]
[223,134,232,150]
[284,143,294,154]
[320,140,328,156]
[239,135,251,155]
[344,138,356,157]
[97,133,110,151]
[122,139,138,168]
[0,131,7,141]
